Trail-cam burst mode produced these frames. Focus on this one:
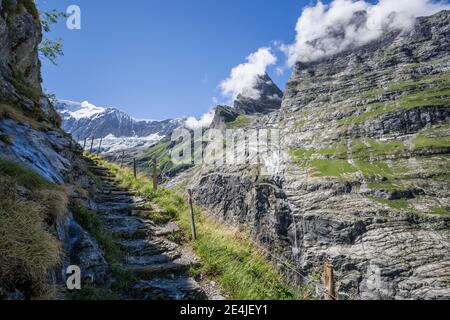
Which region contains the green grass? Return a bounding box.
[414,136,450,149]
[338,72,450,126]
[354,160,393,176]
[362,88,382,99]
[367,181,406,192]
[227,115,252,129]
[66,286,119,301]
[399,87,450,109]
[138,138,189,179]
[351,139,406,159]
[289,148,315,162]
[318,141,347,158]
[429,207,450,215]
[386,73,450,93]
[310,159,358,177]
[91,155,305,300]
[338,102,396,125]
[414,125,450,150]
[290,146,398,179]
[371,198,410,211]
[295,138,406,161]
[0,158,50,190]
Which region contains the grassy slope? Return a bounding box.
[90,155,308,300]
[0,159,64,298]
[137,138,190,180]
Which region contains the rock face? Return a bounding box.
[0,0,59,124]
[210,73,283,129]
[186,11,450,300]
[0,1,109,298]
[234,73,283,115]
[211,105,240,128]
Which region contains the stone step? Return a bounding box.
[102,214,150,239]
[150,222,181,237]
[111,227,150,240]
[124,251,180,266]
[110,191,138,196]
[97,203,152,213]
[88,167,109,173]
[131,277,207,300]
[100,187,129,193]
[125,246,199,279]
[126,261,191,278]
[119,238,179,256]
[96,195,136,204]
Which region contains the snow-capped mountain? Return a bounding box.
[54,100,184,153]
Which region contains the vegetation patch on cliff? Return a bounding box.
[226,115,252,129]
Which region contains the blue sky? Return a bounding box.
[36,0,318,120]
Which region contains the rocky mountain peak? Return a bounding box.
[233,73,283,115]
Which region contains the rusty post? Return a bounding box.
[83,137,87,150]
[152,158,158,192]
[324,263,336,300]
[188,189,197,241]
[89,137,94,153]
[97,137,103,154]
[120,151,125,168]
[133,157,137,178]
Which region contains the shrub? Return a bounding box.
[33,189,69,224]
[0,134,13,145]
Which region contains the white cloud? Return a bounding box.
[185,110,215,130]
[283,0,450,65]
[275,67,285,76]
[220,47,277,101]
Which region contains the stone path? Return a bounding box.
[87,161,224,300]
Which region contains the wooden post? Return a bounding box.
[324,263,336,300]
[97,138,103,154]
[89,137,95,153]
[120,151,125,168]
[152,158,158,192]
[188,189,197,241]
[133,157,137,178]
[83,138,87,150]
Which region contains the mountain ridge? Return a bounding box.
[54,99,185,153]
